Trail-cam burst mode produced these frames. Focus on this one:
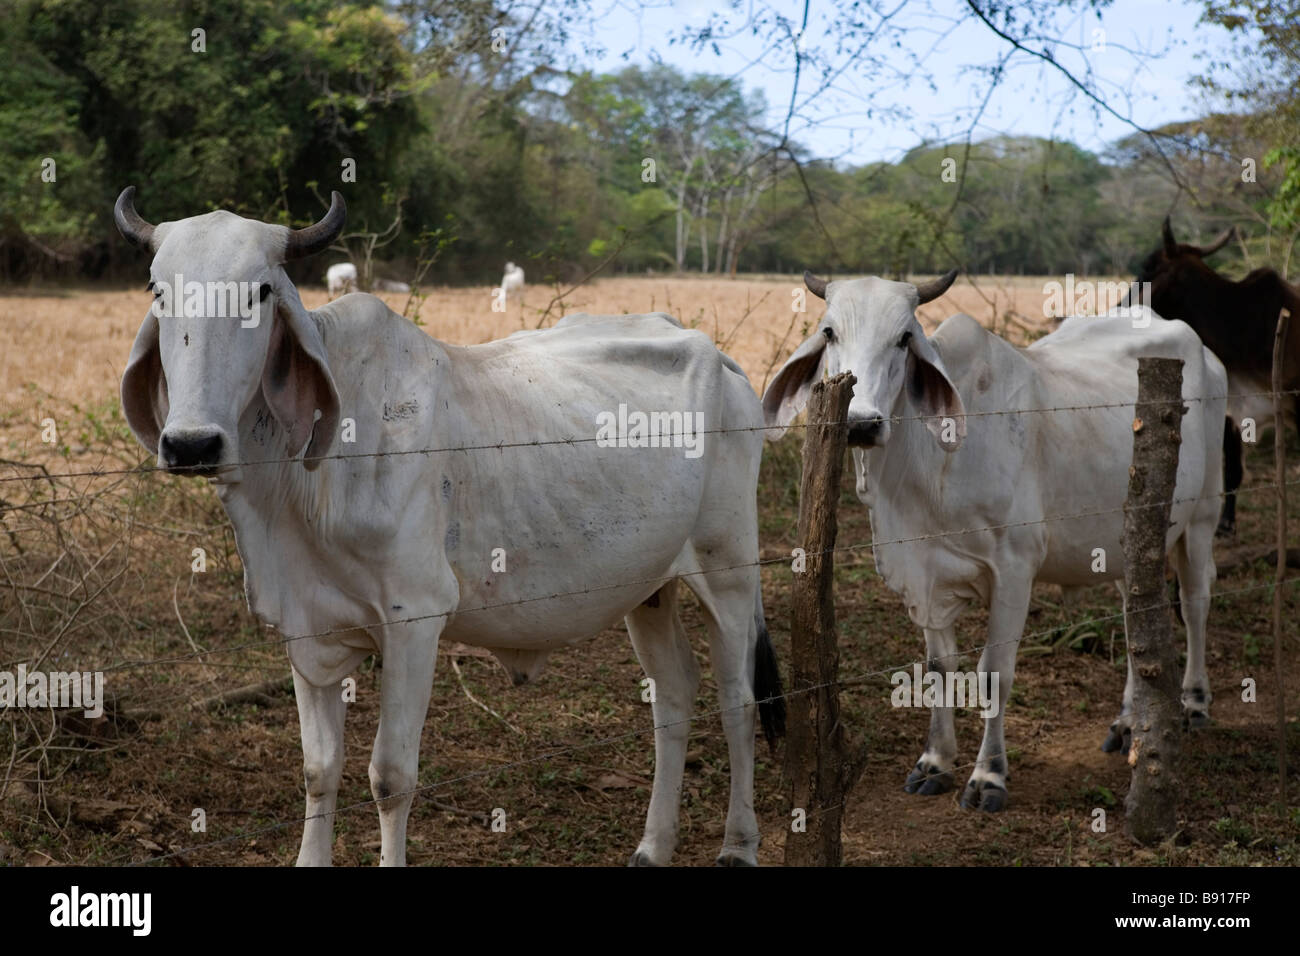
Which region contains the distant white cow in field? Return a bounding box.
[326,262,356,298]
[502,261,524,301]
[113,186,784,867]
[374,278,410,294]
[763,269,1225,812]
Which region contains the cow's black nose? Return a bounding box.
[847,417,883,447]
[161,432,223,474]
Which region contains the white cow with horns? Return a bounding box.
[763,270,1225,811]
[113,187,784,866]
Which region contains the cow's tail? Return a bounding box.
[753,589,786,752]
[1223,415,1244,498]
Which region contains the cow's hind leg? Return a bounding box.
[962,579,1030,812]
[904,625,959,795]
[1172,526,1214,728]
[626,580,700,867]
[690,565,763,867]
[293,666,347,866]
[370,622,441,866]
[1103,584,1135,754]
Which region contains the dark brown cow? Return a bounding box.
[1128,217,1300,534]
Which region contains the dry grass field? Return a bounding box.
[1,274,1297,867]
[1,273,1053,433]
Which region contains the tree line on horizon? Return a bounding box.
[1,0,1295,288]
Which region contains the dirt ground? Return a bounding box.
[1,275,1297,867]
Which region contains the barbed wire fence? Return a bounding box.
[0,379,1296,865]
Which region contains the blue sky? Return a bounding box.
[574,0,1238,165]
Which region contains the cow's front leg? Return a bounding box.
[962,582,1029,812]
[624,583,699,867]
[294,665,348,866]
[904,625,958,795]
[370,621,441,866]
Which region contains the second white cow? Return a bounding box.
[763,270,1225,811]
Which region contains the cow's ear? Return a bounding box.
[121,310,168,456]
[761,331,827,437]
[262,288,340,470]
[906,336,966,452]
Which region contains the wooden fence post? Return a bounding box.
[1122,356,1186,843]
[1271,308,1290,800]
[784,371,868,866]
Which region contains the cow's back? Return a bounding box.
[483,312,752,435]
[1026,312,1225,581]
[1029,312,1227,437]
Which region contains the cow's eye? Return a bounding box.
[259,282,272,301]
[898,330,912,348]
[822,326,835,343]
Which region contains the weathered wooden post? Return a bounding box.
[1271,308,1290,800]
[784,371,868,866]
[1122,356,1185,843]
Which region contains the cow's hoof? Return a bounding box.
[1182,688,1212,731]
[904,761,955,795]
[1215,520,1235,539]
[628,850,663,867]
[715,849,758,867]
[960,777,1008,812]
[1101,720,1132,755]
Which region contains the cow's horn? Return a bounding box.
[1197,226,1235,257]
[285,191,347,260]
[114,186,155,250]
[803,270,828,299]
[915,268,958,304]
[1162,216,1178,254]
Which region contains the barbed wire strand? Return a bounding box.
[2,388,1297,486]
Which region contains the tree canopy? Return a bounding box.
[0,0,1293,283]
